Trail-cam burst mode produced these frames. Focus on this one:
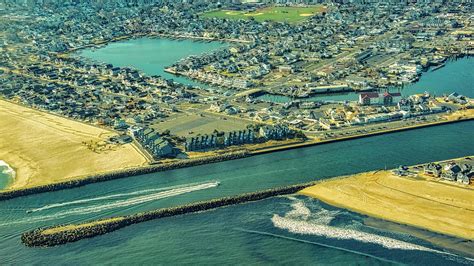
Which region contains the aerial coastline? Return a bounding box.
[300,157,474,240]
[0,99,148,190]
[0,113,472,199]
[0,0,473,264]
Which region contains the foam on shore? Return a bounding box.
[271,198,458,256]
[0,160,16,188]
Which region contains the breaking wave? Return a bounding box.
[272,215,437,252]
[0,160,16,179]
[272,198,453,255]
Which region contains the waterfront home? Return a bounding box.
[134,127,176,159]
[185,129,256,152]
[359,92,380,105]
[447,92,468,104]
[393,165,409,176]
[359,92,402,106]
[442,163,463,181]
[382,92,402,105]
[259,125,293,140]
[424,163,442,177]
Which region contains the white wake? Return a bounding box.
[0,181,219,227]
[29,181,217,213]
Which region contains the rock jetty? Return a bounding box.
[22,181,317,247]
[0,151,250,201]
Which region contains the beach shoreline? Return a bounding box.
[299,159,474,240]
[0,99,149,190]
[0,160,16,189]
[0,104,472,198]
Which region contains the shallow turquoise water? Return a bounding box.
[0,172,10,190]
[79,37,228,86]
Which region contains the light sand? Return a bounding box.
[300,170,474,240]
[0,100,148,190]
[244,13,264,16]
[299,13,313,17]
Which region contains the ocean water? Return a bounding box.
[79,37,228,87]
[0,121,473,264]
[0,44,472,264]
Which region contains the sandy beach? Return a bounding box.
[300,168,474,240]
[0,100,148,190]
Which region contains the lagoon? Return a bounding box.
[79,37,228,87]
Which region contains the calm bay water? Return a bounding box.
[258,57,474,103]
[0,41,472,264]
[79,37,227,87]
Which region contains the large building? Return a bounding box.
[359,92,402,105]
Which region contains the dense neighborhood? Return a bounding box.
[0,0,473,160]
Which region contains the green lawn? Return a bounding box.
[202,6,326,24]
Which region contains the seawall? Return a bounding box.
[252,116,474,155]
[21,181,318,247]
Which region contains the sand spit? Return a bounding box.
[300,167,474,240]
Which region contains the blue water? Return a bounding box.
[0,121,473,264]
[0,172,10,190]
[79,37,228,87]
[0,43,472,264]
[0,164,13,190]
[258,57,474,103]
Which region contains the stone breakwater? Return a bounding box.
[0,151,250,201]
[22,181,318,247]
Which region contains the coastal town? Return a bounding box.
[0,0,473,263]
[0,0,473,163]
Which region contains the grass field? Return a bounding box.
[202,6,326,23]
